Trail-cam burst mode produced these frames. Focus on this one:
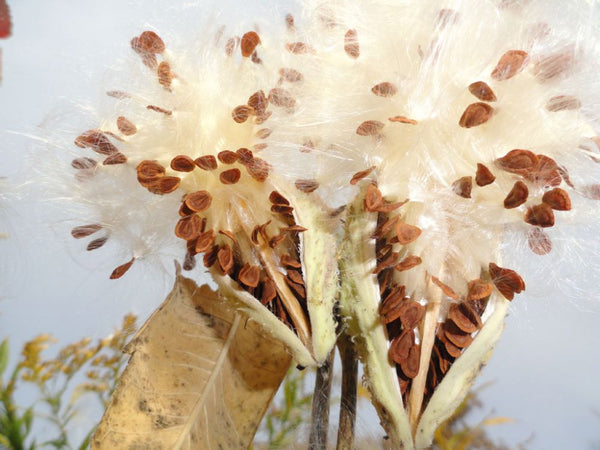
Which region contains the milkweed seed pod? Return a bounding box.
[282,0,600,447]
[69,27,338,367]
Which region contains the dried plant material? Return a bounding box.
[157,61,173,88]
[388,116,418,125]
[489,262,525,300]
[431,276,459,299]
[268,88,296,108]
[452,176,472,198]
[218,150,238,164]
[533,51,574,82]
[448,303,481,333]
[458,102,494,128]
[350,166,376,185]
[503,180,528,208]
[170,155,195,172]
[92,276,291,449]
[394,255,422,272]
[110,258,135,280]
[138,31,165,53]
[195,155,218,171]
[117,116,137,135]
[495,149,538,174]
[524,203,555,227]
[285,42,314,54]
[528,227,552,255]
[75,130,118,155]
[542,188,571,210]
[185,191,212,212]
[239,264,260,288]
[474,163,495,186]
[344,29,360,58]
[195,230,216,253]
[396,221,421,245]
[103,153,127,165]
[372,82,398,97]
[279,68,304,82]
[295,179,319,193]
[546,95,581,112]
[356,120,385,136]
[87,236,108,251]
[364,184,383,211]
[468,81,497,102]
[491,50,528,80]
[175,214,203,240]
[72,157,97,170]
[241,31,260,57]
[466,279,493,301]
[232,105,253,123]
[146,105,172,115]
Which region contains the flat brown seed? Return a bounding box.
[371,82,398,97]
[279,68,304,82]
[524,203,555,227]
[241,31,260,57]
[380,285,406,323]
[395,255,422,272]
[75,130,118,155]
[271,204,294,215]
[137,160,165,181]
[255,128,272,140]
[268,88,296,108]
[344,29,360,58]
[269,234,286,248]
[527,227,552,255]
[495,149,538,174]
[431,276,459,300]
[116,116,137,136]
[157,61,173,88]
[232,105,253,123]
[281,254,302,269]
[185,190,212,212]
[452,176,473,198]
[527,154,561,187]
[491,50,528,81]
[468,81,497,101]
[148,176,181,194]
[373,252,400,274]
[138,31,165,53]
[475,163,495,186]
[110,258,135,280]
[107,90,131,99]
[146,105,172,115]
[195,230,216,253]
[396,222,421,245]
[533,51,574,82]
[71,157,97,170]
[388,116,418,125]
[287,269,304,286]
[170,155,195,172]
[217,245,234,275]
[295,179,319,193]
[103,153,127,165]
[175,214,203,240]
[236,148,254,165]
[248,90,268,115]
[459,102,494,128]
[546,95,581,112]
[239,264,260,288]
[364,184,383,211]
[443,339,463,358]
[269,191,290,205]
[194,155,218,171]
[400,344,421,379]
[71,224,102,239]
[285,42,314,54]
[220,168,241,184]
[219,230,237,243]
[203,245,219,268]
[443,321,473,349]
[467,279,493,301]
[448,303,482,333]
[504,180,529,208]
[542,188,571,211]
[225,38,236,56]
[246,158,270,182]
[399,301,425,329]
[217,150,238,164]
[489,262,526,300]
[87,236,108,251]
[390,329,414,364]
[261,277,277,305]
[285,13,295,30]
[350,166,376,185]
[356,120,385,136]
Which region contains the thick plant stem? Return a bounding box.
[336,333,358,450]
[309,350,334,450]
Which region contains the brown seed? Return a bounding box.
[261,277,278,305]
[281,254,302,269]
[217,245,234,275]
[71,157,97,170]
[364,184,383,212]
[400,344,421,379]
[194,155,218,171]
[542,188,571,211]
[495,149,538,174]
[75,130,118,155]
[157,61,173,88]
[175,214,203,240]
[491,50,528,81]
[443,338,463,358]
[285,42,314,54]
[431,276,459,299]
[235,148,254,165]
[448,302,482,333]
[269,191,290,205]
[394,255,422,272]
[71,224,102,239]
[179,201,194,217]
[459,102,494,128]
[443,321,473,349]
[203,245,219,268]
[218,230,237,243]
[138,31,165,53]
[185,191,212,212]
[195,230,216,253]
[217,150,238,164]
[380,285,407,323]
[87,236,108,251]
[295,179,319,193]
[396,222,421,245]
[239,264,260,288]
[137,160,165,183]
[255,128,272,140]
[452,176,472,198]
[248,90,268,116]
[371,82,398,97]
[533,51,574,82]
[373,252,400,274]
[268,88,296,108]
[285,276,307,299]
[344,29,360,58]
[116,116,137,136]
[271,204,294,215]
[525,203,555,227]
[285,13,295,30]
[282,225,307,234]
[356,120,385,136]
[390,329,414,364]
[107,90,131,99]
[279,68,304,83]
[475,163,496,186]
[110,258,135,280]
[146,105,172,115]
[246,158,270,182]
[147,176,181,194]
[489,262,526,300]
[388,116,418,125]
[467,279,493,301]
[241,31,260,57]
[546,95,581,112]
[399,300,425,329]
[219,168,241,184]
[170,155,195,172]
[287,269,304,286]
[232,105,254,123]
[269,234,287,248]
[528,227,552,255]
[103,153,127,165]
[350,166,376,185]
[468,81,497,102]
[504,181,529,208]
[225,38,236,56]
[527,154,561,187]
[372,216,399,239]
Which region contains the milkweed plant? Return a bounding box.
[57,0,600,448]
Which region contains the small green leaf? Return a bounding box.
[0,339,9,377]
[22,407,33,435]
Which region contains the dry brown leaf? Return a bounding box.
[92,274,292,449]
